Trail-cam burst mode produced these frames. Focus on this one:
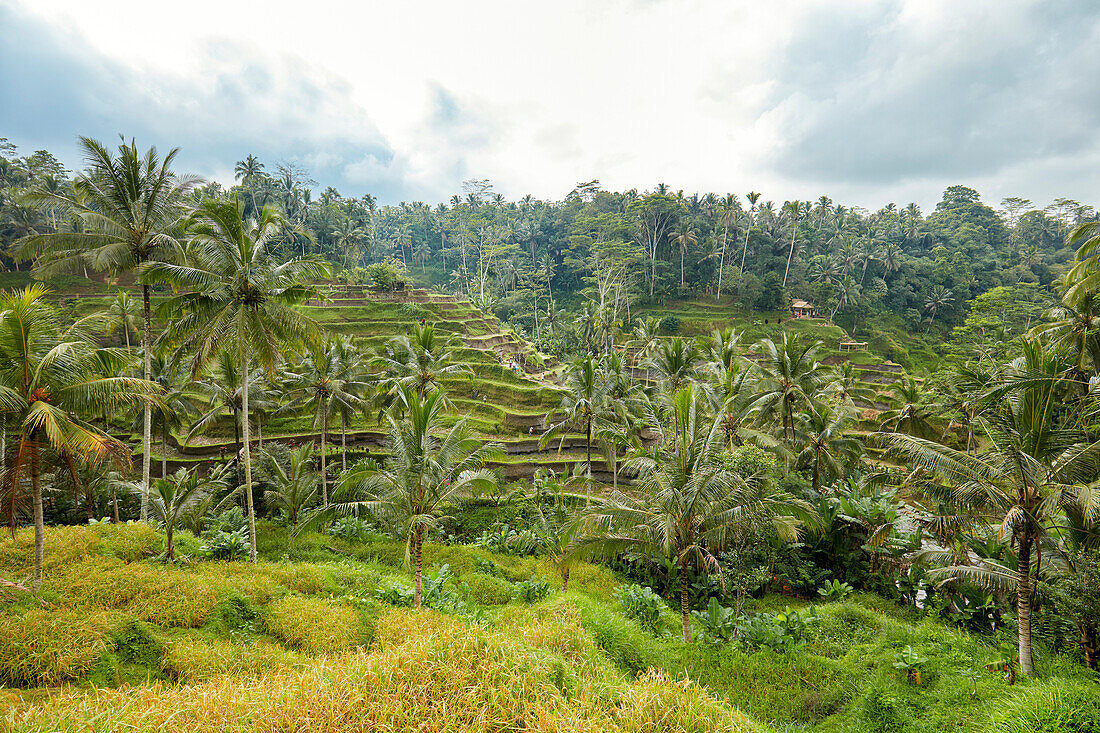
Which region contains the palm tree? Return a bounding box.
[284,337,366,506]
[234,154,264,215]
[793,400,862,493]
[542,356,611,502]
[105,290,139,349]
[259,444,318,528]
[647,337,701,391]
[751,335,832,443]
[781,200,807,287]
[18,138,199,522]
[144,196,329,562]
[146,467,224,560]
[879,375,938,440]
[886,346,1100,675]
[923,285,954,331]
[573,385,815,642]
[316,386,501,608]
[136,354,196,479]
[373,323,470,405]
[0,285,157,590]
[739,192,760,276]
[669,224,697,289]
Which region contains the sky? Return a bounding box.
[1,0,1098,211]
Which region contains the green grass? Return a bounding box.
[2,523,1096,733]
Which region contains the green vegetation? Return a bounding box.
[0,138,1098,731]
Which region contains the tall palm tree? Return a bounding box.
[739,192,760,276]
[923,285,954,331]
[145,196,329,562]
[0,285,157,590]
[284,337,366,506]
[648,337,701,391]
[573,385,816,642]
[669,224,697,289]
[886,344,1100,675]
[316,386,501,608]
[18,138,199,522]
[781,200,807,287]
[234,154,264,215]
[105,290,139,349]
[879,375,938,440]
[542,355,612,502]
[372,323,470,405]
[751,335,832,443]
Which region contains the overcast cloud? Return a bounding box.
[1,0,1097,209]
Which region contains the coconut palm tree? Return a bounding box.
[146,466,225,560]
[793,400,863,493]
[316,386,501,608]
[105,290,139,349]
[372,323,470,407]
[739,192,760,276]
[259,443,318,528]
[284,336,367,506]
[234,154,264,215]
[572,384,816,642]
[879,375,938,440]
[542,355,612,502]
[751,334,832,443]
[886,346,1100,675]
[144,196,329,562]
[669,224,697,289]
[18,138,199,522]
[0,285,157,590]
[647,337,701,392]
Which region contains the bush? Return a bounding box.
[736,606,819,653]
[199,527,250,560]
[691,597,738,643]
[265,596,362,655]
[660,315,681,334]
[615,584,669,636]
[514,576,552,603]
[328,516,374,541]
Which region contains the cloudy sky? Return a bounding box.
[2,0,1098,210]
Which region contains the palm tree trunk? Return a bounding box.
[413,523,423,609]
[341,413,347,473]
[783,229,796,287]
[112,481,119,523]
[585,419,593,506]
[717,221,728,301]
[31,443,43,593]
[141,284,153,521]
[240,346,258,563]
[166,524,175,561]
[679,558,692,643]
[561,566,569,592]
[739,217,752,275]
[162,424,168,479]
[320,409,329,507]
[1017,530,1035,675]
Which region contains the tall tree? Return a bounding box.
[145,196,329,562]
[18,138,199,522]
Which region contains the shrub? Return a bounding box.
[817,579,854,601]
[660,315,681,334]
[328,515,374,541]
[377,580,416,607]
[265,596,361,655]
[736,606,819,653]
[615,584,669,636]
[199,527,250,560]
[514,576,552,603]
[691,598,738,643]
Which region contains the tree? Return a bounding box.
[316,386,501,608]
[751,335,832,443]
[0,285,156,590]
[259,444,319,528]
[542,356,612,502]
[793,400,862,493]
[373,323,470,405]
[887,341,1100,675]
[669,223,697,289]
[105,290,139,349]
[145,196,329,562]
[573,385,815,642]
[284,336,366,505]
[19,138,199,523]
[234,154,264,215]
[739,192,760,276]
[146,466,225,560]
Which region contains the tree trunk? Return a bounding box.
[320,408,329,507]
[717,220,728,301]
[783,229,796,287]
[585,419,593,506]
[166,525,174,561]
[413,523,423,609]
[739,216,752,275]
[31,443,43,593]
[561,566,569,592]
[162,424,168,479]
[680,558,692,643]
[141,284,153,521]
[1017,531,1034,675]
[341,413,347,473]
[1081,622,1097,670]
[112,482,119,523]
[240,347,258,563]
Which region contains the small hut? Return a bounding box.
[791,299,817,318]
[839,340,869,352]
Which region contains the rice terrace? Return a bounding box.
[1,2,1099,731]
